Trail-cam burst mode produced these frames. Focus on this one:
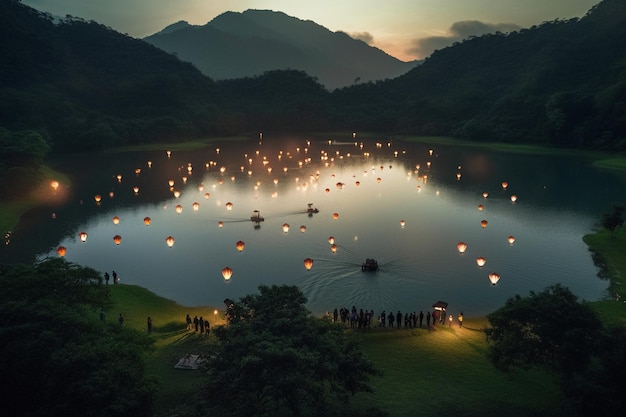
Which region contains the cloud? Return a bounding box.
[349,31,374,44]
[407,20,521,59]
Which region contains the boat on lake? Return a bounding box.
[361,258,379,272]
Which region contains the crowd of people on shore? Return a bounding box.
[327,306,463,329]
[186,313,210,335]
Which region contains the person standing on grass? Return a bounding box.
[147,316,152,334]
[458,312,463,328]
[100,308,106,322]
[186,314,192,330]
[419,311,424,327]
[104,272,110,285]
[205,318,210,336]
[118,313,124,326]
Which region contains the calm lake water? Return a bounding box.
[3,136,624,316]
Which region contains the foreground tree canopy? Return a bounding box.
[485,284,626,416]
[0,258,157,417]
[200,284,384,417]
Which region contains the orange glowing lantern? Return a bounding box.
[457,242,468,253]
[478,204,484,211]
[332,212,339,220]
[488,272,501,285]
[94,194,102,203]
[116,174,122,182]
[355,181,360,186]
[325,188,330,193]
[113,235,122,245]
[376,177,382,183]
[165,236,175,247]
[226,202,233,211]
[50,180,59,191]
[135,168,141,175]
[175,204,183,214]
[456,173,462,180]
[173,190,181,198]
[168,180,175,187]
[79,232,88,243]
[236,240,245,252]
[56,246,67,257]
[133,186,139,194]
[328,236,335,245]
[204,192,210,199]
[482,192,489,198]
[147,160,152,168]
[143,217,151,226]
[300,225,307,233]
[192,202,200,211]
[501,181,509,190]
[221,267,233,281]
[476,257,487,267]
[481,220,488,228]
[510,195,518,202]
[400,220,406,228]
[282,223,290,233]
[303,258,314,270]
[330,244,337,253]
[112,216,120,225]
[507,235,516,245]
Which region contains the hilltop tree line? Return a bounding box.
[1,0,626,199]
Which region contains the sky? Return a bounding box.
[22,0,601,61]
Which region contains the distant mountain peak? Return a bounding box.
[152,20,192,36]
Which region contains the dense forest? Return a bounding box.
[1,0,626,198]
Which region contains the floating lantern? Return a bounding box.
[336,182,344,190]
[79,232,88,243]
[135,168,141,175]
[488,272,501,285]
[478,204,484,211]
[325,188,330,193]
[457,242,468,253]
[482,192,489,199]
[510,195,518,202]
[112,216,120,225]
[133,186,139,194]
[226,202,233,211]
[376,177,382,183]
[113,235,122,245]
[236,240,245,252]
[56,246,66,257]
[400,220,406,228]
[328,236,335,245]
[116,174,122,182]
[481,220,488,228]
[300,225,306,233]
[507,235,516,245]
[218,221,224,228]
[501,181,508,190]
[94,194,102,203]
[168,180,175,187]
[282,223,290,233]
[143,217,151,226]
[332,213,339,220]
[147,160,152,168]
[50,180,59,191]
[355,181,360,186]
[175,204,183,214]
[330,244,337,253]
[173,190,181,198]
[165,236,175,247]
[204,192,210,199]
[192,202,200,211]
[222,267,233,281]
[166,150,172,158]
[109,191,114,198]
[304,258,314,270]
[476,257,487,267]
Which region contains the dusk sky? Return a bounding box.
[23,0,600,61]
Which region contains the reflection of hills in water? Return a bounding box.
[299,243,424,314]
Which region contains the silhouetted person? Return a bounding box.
[147,316,152,334]
[193,315,199,331]
[104,272,110,285]
[419,311,424,327]
[200,316,205,333]
[205,319,210,335]
[333,308,338,323]
[118,313,124,325]
[100,308,106,322]
[380,311,386,328]
[388,312,394,328]
[186,314,192,330]
[426,311,431,326]
[458,312,463,328]
[112,270,118,284]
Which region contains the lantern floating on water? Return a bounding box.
[457,242,468,253]
[507,235,516,245]
[204,192,210,199]
[192,202,200,211]
[501,181,509,190]
[143,217,151,226]
[94,194,102,203]
[112,216,120,225]
[175,204,183,214]
[218,221,224,228]
[300,225,306,233]
[400,220,406,228]
[481,220,488,228]
[482,192,489,199]
[226,202,233,211]
[303,257,314,270]
[328,236,335,245]
[488,272,501,286]
[133,186,139,194]
[222,267,233,281]
[113,235,122,245]
[476,257,487,267]
[165,236,175,247]
[332,213,339,220]
[56,246,67,257]
[478,204,484,211]
[236,240,245,252]
[330,244,337,253]
[510,195,518,202]
[168,180,175,187]
[79,232,88,243]
[282,223,290,233]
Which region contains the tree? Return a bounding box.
[199,285,384,417]
[0,258,157,417]
[601,203,624,237]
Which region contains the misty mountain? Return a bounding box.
[143,9,417,90]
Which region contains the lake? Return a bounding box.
[3,135,624,316]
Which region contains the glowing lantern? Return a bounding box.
[109,192,114,198]
[300,225,306,233]
[328,236,335,245]
[94,194,102,203]
[135,168,141,175]
[226,202,233,211]
[457,242,468,253]
[330,244,337,253]
[481,220,488,228]
[236,240,245,252]
[221,267,233,281]
[173,190,181,198]
[282,223,290,233]
[166,150,172,158]
[113,235,122,245]
[165,236,175,247]
[192,202,200,211]
[303,258,314,270]
[175,204,183,214]
[143,217,151,226]
[116,174,122,182]
[488,272,501,285]
[79,232,88,243]
[510,195,518,202]
[476,257,487,267]
[50,180,59,191]
[168,180,175,187]
[133,186,139,194]
[482,192,489,198]
[478,204,484,211]
[456,173,462,180]
[325,188,330,193]
[112,216,120,225]
[147,160,152,168]
[56,246,67,257]
[332,212,339,220]
[501,181,509,190]
[376,177,382,183]
[218,221,224,228]
[400,220,406,228]
[507,235,516,245]
[204,192,210,199]
[355,181,360,186]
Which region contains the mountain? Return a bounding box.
[144,9,417,90]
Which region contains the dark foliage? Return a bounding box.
[601,202,625,236]
[0,258,157,417]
